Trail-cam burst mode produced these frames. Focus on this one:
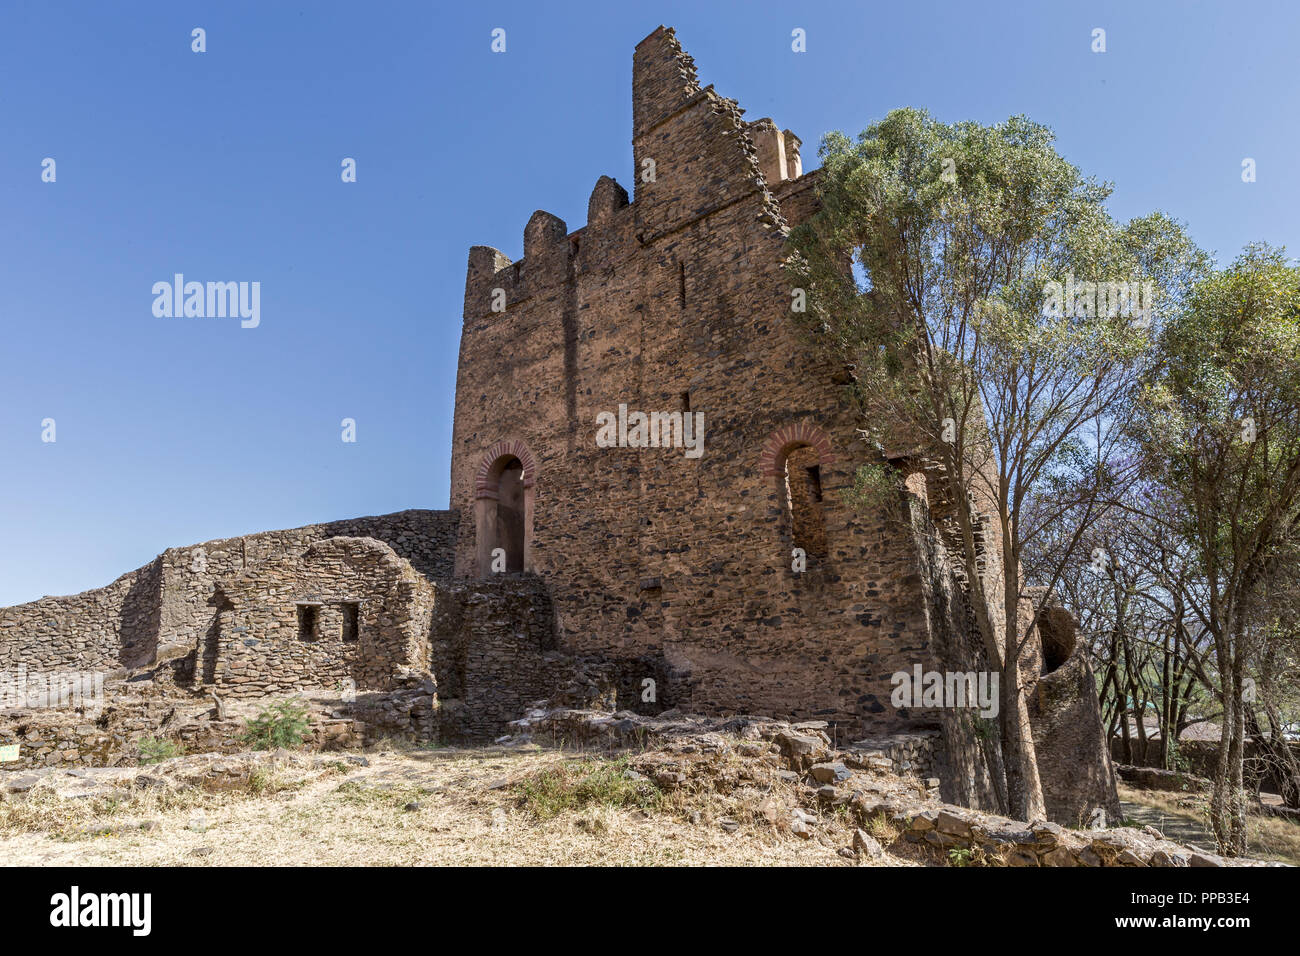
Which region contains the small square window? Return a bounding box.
[296,604,319,642]
[341,602,360,642]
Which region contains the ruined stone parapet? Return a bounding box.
[209,535,436,698]
[0,510,458,679]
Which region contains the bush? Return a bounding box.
[242,699,311,751]
[515,758,661,820]
[137,736,181,765]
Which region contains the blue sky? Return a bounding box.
[1,0,1296,605]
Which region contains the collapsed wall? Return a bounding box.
[430,574,673,741]
[209,536,437,698]
[0,510,458,677]
[1028,603,1122,825]
[903,493,1004,812]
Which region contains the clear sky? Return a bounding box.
[1,0,1296,606]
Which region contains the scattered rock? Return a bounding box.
[936,809,973,837]
[809,761,852,784]
[1041,846,1076,867]
[853,828,885,859]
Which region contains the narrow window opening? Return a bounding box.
[805,464,823,502]
[341,602,359,642]
[784,445,827,559]
[296,604,319,642]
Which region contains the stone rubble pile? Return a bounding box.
[506,705,1283,867]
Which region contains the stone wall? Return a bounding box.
[1112,736,1300,796]
[847,732,942,781]
[0,558,162,674]
[0,510,458,678]
[430,574,670,741]
[449,26,939,733]
[208,537,436,699]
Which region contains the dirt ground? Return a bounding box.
[0,745,917,867]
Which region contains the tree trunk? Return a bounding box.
[1000,662,1047,821]
[1119,702,1133,765]
[1210,659,1248,856]
[1259,701,1300,809]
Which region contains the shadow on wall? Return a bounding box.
[117,557,163,671]
[429,573,679,741]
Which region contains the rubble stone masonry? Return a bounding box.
[0,26,1120,827]
[450,26,939,729]
[0,510,457,677]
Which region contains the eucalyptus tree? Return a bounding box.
[1134,245,1300,853]
[786,108,1205,821]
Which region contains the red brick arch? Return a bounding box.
[474,439,538,499]
[758,422,834,478]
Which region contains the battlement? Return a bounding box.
[461,26,805,323]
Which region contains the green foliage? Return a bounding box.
[1166,739,1192,777]
[947,846,974,867]
[136,736,181,765]
[514,758,662,820]
[1135,245,1300,569]
[840,462,904,518]
[241,699,311,751]
[785,108,1205,468]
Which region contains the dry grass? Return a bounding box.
[1118,782,1300,865]
[0,746,913,867]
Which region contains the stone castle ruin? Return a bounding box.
[0,27,1117,826]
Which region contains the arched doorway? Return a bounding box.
[474,439,538,578]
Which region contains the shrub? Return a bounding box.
[515,758,661,820]
[137,736,181,765]
[242,699,311,751]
